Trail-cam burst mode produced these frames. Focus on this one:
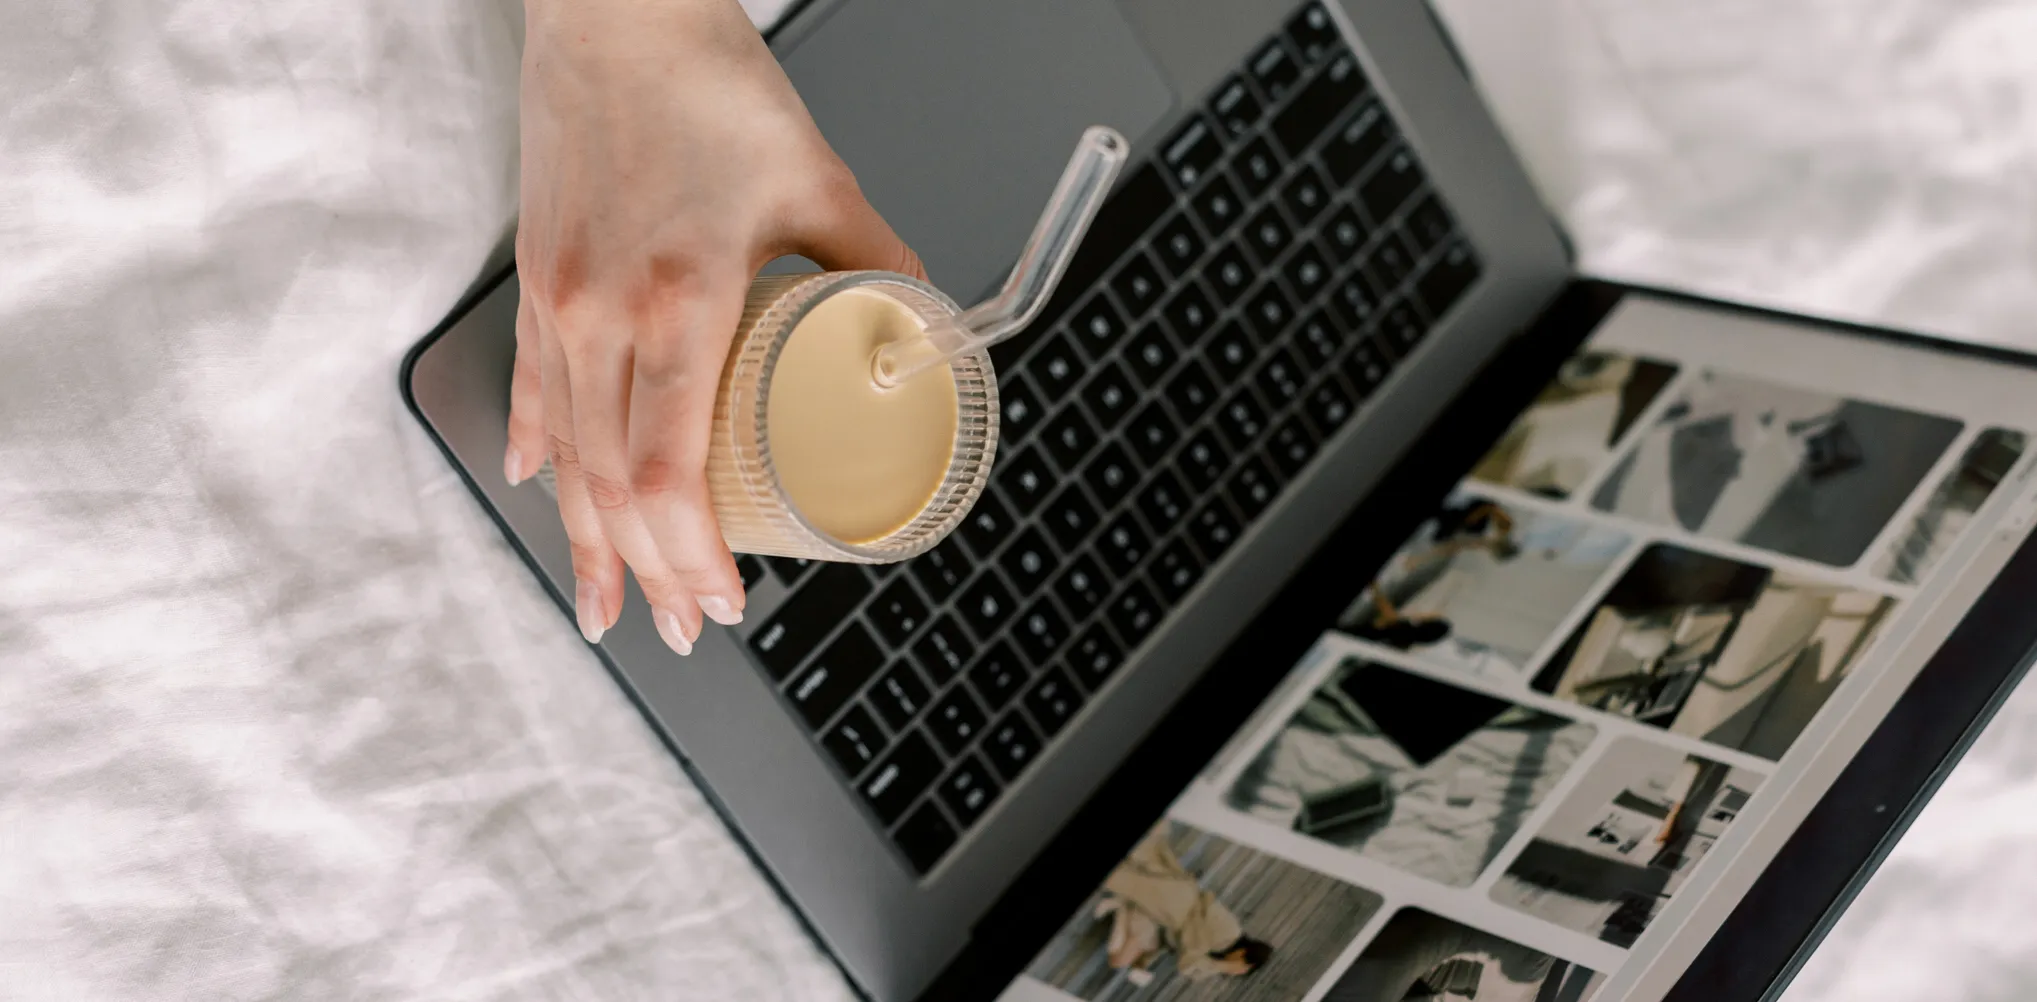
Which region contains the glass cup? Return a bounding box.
[707,270,999,563]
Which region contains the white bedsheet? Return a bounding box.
[0,1,2029,999]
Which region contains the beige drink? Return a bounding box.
[706,271,997,562]
[767,288,960,543]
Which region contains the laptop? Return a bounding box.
[402,1,2037,999]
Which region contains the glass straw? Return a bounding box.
[871,125,1129,388]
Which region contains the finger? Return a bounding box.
[625,261,749,627]
[536,311,628,645]
[505,283,547,486]
[557,300,711,656]
[794,168,928,280]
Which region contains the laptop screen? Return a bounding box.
[995,292,2037,1001]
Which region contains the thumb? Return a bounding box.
[794,171,929,281]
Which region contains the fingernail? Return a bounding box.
[504,446,524,486]
[653,606,694,656]
[698,594,743,626]
[574,578,606,644]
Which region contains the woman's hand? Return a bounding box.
[507,0,924,654]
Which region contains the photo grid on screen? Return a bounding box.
[1004,319,2030,1002]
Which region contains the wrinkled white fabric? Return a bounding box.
[0,0,2030,999]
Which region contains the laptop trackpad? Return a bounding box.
[781,0,1174,300]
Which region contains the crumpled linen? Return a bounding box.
[1,0,2030,999]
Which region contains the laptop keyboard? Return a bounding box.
[736,0,1483,876]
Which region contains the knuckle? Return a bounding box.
[581,469,636,514]
[628,454,698,499]
[565,540,610,571]
[545,432,581,469]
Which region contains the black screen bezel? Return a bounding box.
[917,279,2037,1002]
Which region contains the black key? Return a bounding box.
[1207,74,1264,139]
[1247,37,1303,101]
[1079,362,1139,428]
[1030,330,1085,400]
[1281,242,1332,301]
[1294,308,1343,366]
[1083,441,1141,509]
[939,756,1002,827]
[928,688,987,756]
[958,489,1015,560]
[1041,407,1100,470]
[1359,146,1424,224]
[1098,512,1154,577]
[1272,48,1366,155]
[1380,298,1429,354]
[1126,400,1182,466]
[1306,375,1357,436]
[1329,271,1379,329]
[1124,323,1179,388]
[1205,243,1256,306]
[909,540,969,603]
[1161,114,1224,191]
[1255,346,1307,407]
[1164,358,1218,417]
[1227,454,1283,519]
[1107,580,1164,647]
[767,557,815,586]
[1404,192,1456,256]
[1205,321,1260,383]
[1012,597,1071,665]
[1242,204,1293,265]
[861,730,941,826]
[1152,213,1207,278]
[996,446,1055,516]
[1189,500,1244,561]
[1345,335,1392,393]
[1151,537,1206,602]
[1056,163,1172,317]
[1416,239,1483,319]
[1286,1,1344,64]
[999,526,1058,595]
[999,372,1046,445]
[989,317,1051,372]
[1110,251,1167,320]
[913,616,975,683]
[1137,469,1193,530]
[1243,280,1297,342]
[1024,666,1085,737]
[1190,172,1246,235]
[785,622,884,729]
[968,640,1030,711]
[983,710,1044,783]
[1215,387,1270,452]
[1054,553,1112,611]
[1231,136,1283,199]
[893,801,957,875]
[958,572,1018,641]
[1362,227,1418,295]
[749,564,873,680]
[1068,624,1126,690]
[821,704,888,778]
[1160,281,1221,346]
[869,577,931,649]
[1176,428,1232,492]
[870,662,933,731]
[1043,484,1101,549]
[1323,99,1394,184]
[736,555,767,591]
[1068,294,1128,361]
[1269,413,1319,476]
[1322,203,1370,263]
